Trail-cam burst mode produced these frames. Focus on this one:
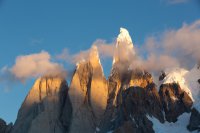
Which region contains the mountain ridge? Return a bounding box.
[1,28,200,133]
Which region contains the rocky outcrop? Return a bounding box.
[99,83,164,133]
[159,71,166,81]
[159,83,193,122]
[0,119,12,133]
[11,77,71,133]
[98,28,164,133]
[187,108,200,131]
[68,46,108,133]
[113,85,162,133]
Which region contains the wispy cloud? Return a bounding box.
[30,38,43,46]
[166,0,189,4]
[133,19,200,72]
[56,39,114,64]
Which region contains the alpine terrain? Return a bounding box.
[1,28,200,133]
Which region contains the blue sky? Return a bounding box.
[0,0,200,123]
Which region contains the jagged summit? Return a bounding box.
[68,45,108,133]
[89,45,102,69]
[89,45,99,60]
[113,28,135,64]
[76,45,101,67]
[117,28,133,46]
[11,77,71,133]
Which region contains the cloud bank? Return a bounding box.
[56,19,200,75]
[1,19,200,85]
[133,19,200,72]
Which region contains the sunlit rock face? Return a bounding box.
[11,77,71,133]
[68,46,108,133]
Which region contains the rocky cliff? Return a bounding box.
[11,77,71,133]
[68,45,108,133]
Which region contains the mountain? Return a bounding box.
[98,28,164,133]
[1,28,200,133]
[160,65,200,131]
[68,45,108,133]
[11,77,72,133]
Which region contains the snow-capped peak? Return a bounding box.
[162,68,193,101]
[163,65,200,107]
[113,28,135,64]
[117,28,133,46]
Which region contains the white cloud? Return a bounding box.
[9,51,66,81]
[136,19,200,72]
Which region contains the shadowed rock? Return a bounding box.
[0,119,12,133]
[187,108,200,131]
[159,83,193,122]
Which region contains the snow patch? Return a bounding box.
[148,113,192,133]
[184,65,200,111]
[163,68,193,101]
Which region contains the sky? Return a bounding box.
[0,0,200,123]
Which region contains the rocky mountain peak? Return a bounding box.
[117,28,133,46]
[113,28,135,65]
[11,76,71,133]
[68,47,108,133]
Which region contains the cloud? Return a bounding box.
[56,19,200,75]
[166,0,189,4]
[56,39,115,64]
[56,48,90,64]
[30,38,43,46]
[134,19,200,72]
[56,48,71,62]
[1,51,66,82]
[92,39,115,58]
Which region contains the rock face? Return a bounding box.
[159,83,193,122]
[112,84,164,133]
[68,46,108,133]
[99,73,164,133]
[98,28,164,133]
[0,119,12,133]
[11,77,71,133]
[187,108,200,131]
